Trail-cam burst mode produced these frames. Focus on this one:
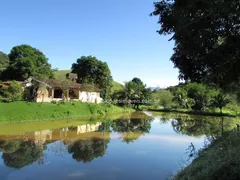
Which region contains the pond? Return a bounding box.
[0,112,237,180]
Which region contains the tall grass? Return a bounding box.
[174,130,240,180]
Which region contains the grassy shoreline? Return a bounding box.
[146,108,237,117]
[0,113,134,135]
[174,130,240,180]
[0,101,134,123]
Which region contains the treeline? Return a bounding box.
[110,80,240,114]
[171,83,232,113]
[150,83,240,114]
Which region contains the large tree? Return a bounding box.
[151,0,240,87]
[113,78,151,109]
[1,45,53,81]
[0,51,9,76]
[71,56,113,99]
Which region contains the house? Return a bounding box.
[27,77,103,103]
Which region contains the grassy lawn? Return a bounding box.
[0,101,133,123]
[53,70,71,80]
[111,81,124,93]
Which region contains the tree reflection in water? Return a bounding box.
[112,112,153,143]
[0,112,236,171]
[0,140,45,169]
[66,121,112,163]
[170,116,236,137]
[67,137,110,163]
[0,112,154,166]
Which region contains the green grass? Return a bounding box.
[0,101,134,123]
[144,106,239,117]
[53,70,124,93]
[174,130,240,180]
[111,81,124,93]
[53,70,71,80]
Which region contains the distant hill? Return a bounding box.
[111,81,124,93]
[54,70,124,93]
[53,70,71,80]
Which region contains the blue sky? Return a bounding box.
[0,0,179,87]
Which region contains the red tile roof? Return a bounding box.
[33,78,101,92]
[45,79,81,89]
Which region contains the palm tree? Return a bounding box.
[211,93,230,114]
[173,88,189,108]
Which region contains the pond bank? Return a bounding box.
[174,129,240,180]
[0,113,137,135]
[147,108,236,117]
[0,102,134,123]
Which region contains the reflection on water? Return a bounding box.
[0,140,45,169]
[0,112,238,180]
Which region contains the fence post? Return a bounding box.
[236,124,240,136]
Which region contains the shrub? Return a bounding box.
[51,100,57,104]
[151,89,174,109]
[185,83,219,111]
[0,81,23,101]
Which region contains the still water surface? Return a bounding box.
[0,112,234,180]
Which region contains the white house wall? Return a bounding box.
[35,88,102,104]
[79,91,102,104]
